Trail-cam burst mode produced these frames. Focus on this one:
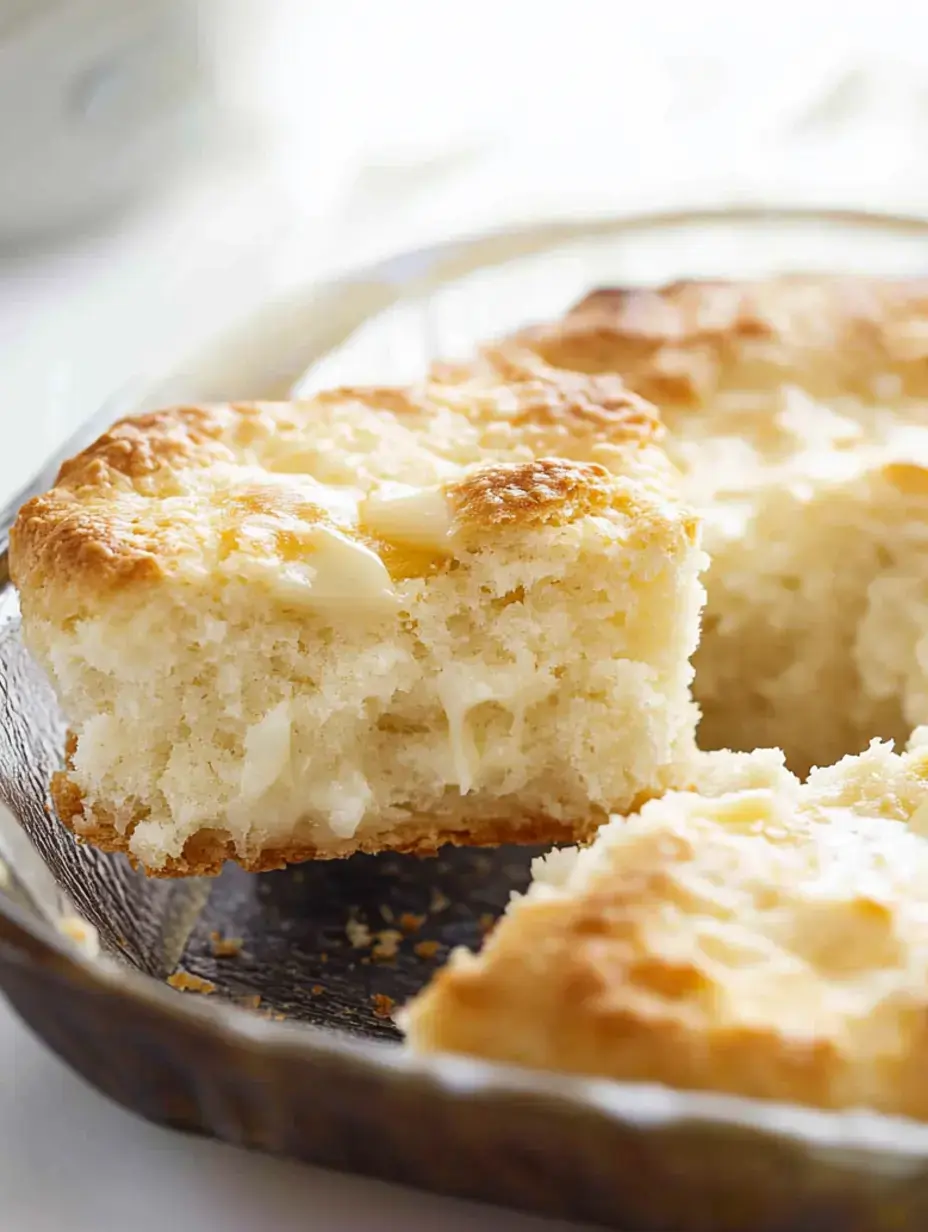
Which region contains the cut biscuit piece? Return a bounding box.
[10,371,704,875]
[402,733,928,1119]
[438,276,928,775]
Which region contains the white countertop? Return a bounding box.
[0,999,582,1232]
[5,4,928,1228]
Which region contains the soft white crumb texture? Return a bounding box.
[668,385,928,774]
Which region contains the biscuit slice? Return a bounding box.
[402,734,928,1119]
[10,370,704,875]
[438,276,928,775]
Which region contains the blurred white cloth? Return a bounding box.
[4,5,928,1230]
[5,0,928,504]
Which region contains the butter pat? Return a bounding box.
[360,483,453,553]
[301,523,397,610]
[226,519,397,613]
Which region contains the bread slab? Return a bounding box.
[10,368,704,875]
[402,734,928,1119]
[439,276,928,775]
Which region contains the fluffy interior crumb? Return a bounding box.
[668,385,928,775]
[402,733,928,1118]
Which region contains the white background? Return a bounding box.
[3,2,928,1228]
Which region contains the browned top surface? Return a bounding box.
[454,275,928,406]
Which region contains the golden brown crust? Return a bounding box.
[54,406,231,490]
[448,458,612,532]
[51,767,603,878]
[314,384,432,419]
[466,275,928,406]
[402,772,928,1119]
[9,404,242,599]
[303,372,661,449]
[427,366,662,443]
[406,884,856,1111]
[9,366,662,609]
[11,489,167,596]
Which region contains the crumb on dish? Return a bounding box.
[371,993,396,1020]
[167,970,216,995]
[209,930,243,958]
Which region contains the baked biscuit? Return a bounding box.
[10,371,703,875]
[402,733,928,1119]
[439,276,928,775]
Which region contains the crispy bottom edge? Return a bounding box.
[51,763,607,879]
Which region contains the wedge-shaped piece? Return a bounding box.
[403,735,928,1120]
[437,276,928,775]
[10,370,703,875]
